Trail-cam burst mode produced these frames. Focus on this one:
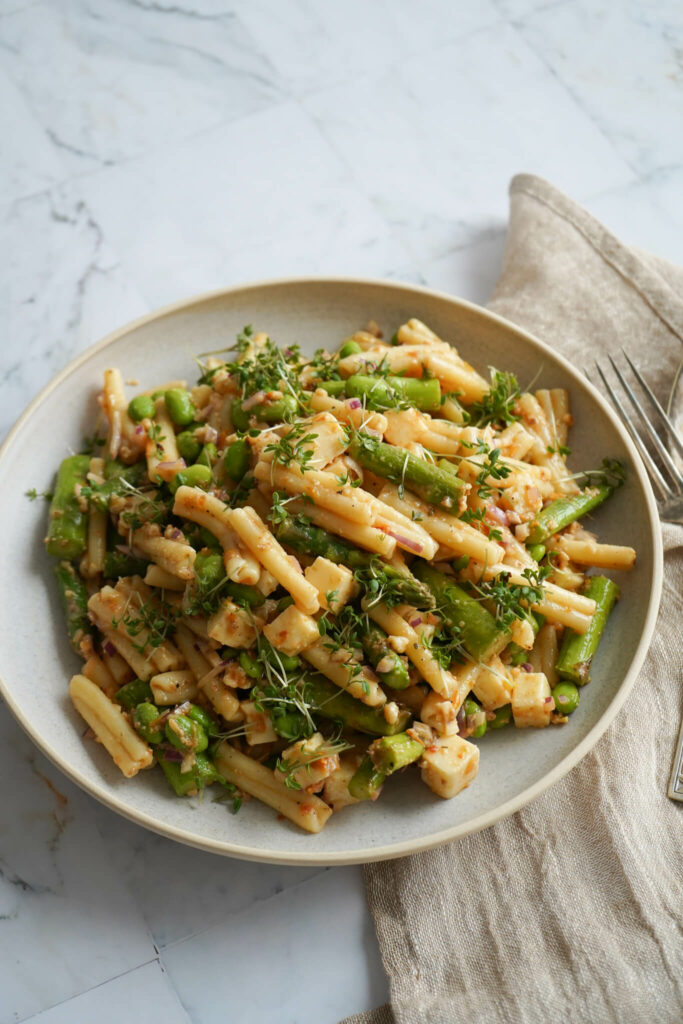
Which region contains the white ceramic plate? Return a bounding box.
[0,278,662,865]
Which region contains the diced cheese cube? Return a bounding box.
[511,670,554,728]
[471,655,513,711]
[420,690,459,736]
[256,568,279,596]
[510,616,535,651]
[384,408,428,447]
[420,734,479,799]
[242,700,277,745]
[301,412,349,470]
[207,600,257,648]
[304,557,358,613]
[279,732,340,792]
[322,754,363,812]
[263,604,319,656]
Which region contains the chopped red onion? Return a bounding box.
[134,425,145,436]
[409,617,422,628]
[385,529,422,553]
[163,747,184,763]
[544,696,553,703]
[521,662,533,672]
[456,704,467,737]
[486,505,507,526]
[346,398,362,409]
[103,640,116,657]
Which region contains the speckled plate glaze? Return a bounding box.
[0,278,662,865]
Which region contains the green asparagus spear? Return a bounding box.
[53,561,92,651]
[556,575,620,685]
[345,374,442,412]
[316,380,347,397]
[231,394,298,431]
[45,454,91,558]
[414,562,511,661]
[361,623,410,689]
[274,515,434,608]
[305,674,411,735]
[275,514,369,567]
[526,486,612,546]
[348,732,424,800]
[349,435,465,512]
[82,458,147,511]
[103,546,149,580]
[348,756,386,800]
[368,732,424,773]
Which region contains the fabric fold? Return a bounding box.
[343,174,683,1024]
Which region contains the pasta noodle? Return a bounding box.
[45,316,631,830]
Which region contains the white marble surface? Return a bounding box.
[1,1,681,1021]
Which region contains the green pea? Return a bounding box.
[451,555,470,572]
[239,650,261,679]
[551,682,580,715]
[220,646,239,661]
[128,394,155,422]
[528,543,546,562]
[224,438,250,481]
[176,429,202,462]
[338,339,362,358]
[464,698,487,738]
[132,702,164,744]
[489,704,512,729]
[165,713,208,753]
[196,443,218,469]
[165,388,196,426]
[169,463,213,494]
[186,704,220,737]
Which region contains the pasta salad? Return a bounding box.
[43,318,635,833]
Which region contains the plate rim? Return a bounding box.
[0,274,664,865]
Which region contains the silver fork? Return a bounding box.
[595,352,683,802]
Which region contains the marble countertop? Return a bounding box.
[1,1,681,1021]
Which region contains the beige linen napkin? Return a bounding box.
[342,175,683,1024]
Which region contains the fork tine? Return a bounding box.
[596,363,672,500]
[621,349,683,459]
[608,355,683,493]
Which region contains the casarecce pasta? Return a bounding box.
[44,318,634,833]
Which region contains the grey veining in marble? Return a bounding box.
[1,1,681,1021]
